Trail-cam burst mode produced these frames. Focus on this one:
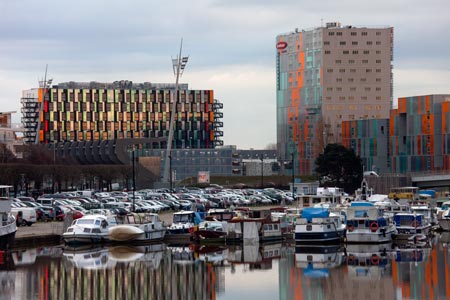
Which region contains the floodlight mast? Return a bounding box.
[162,39,189,187]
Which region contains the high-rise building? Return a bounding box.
[276,22,393,175]
[21,80,224,164]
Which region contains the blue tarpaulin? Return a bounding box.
[302,207,329,222]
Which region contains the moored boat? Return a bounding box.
[393,213,432,240]
[109,213,166,243]
[294,207,346,245]
[0,196,17,250]
[167,210,202,234]
[62,214,118,244]
[345,202,397,244]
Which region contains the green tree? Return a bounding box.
[315,143,363,193]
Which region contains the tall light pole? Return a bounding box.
[291,152,295,201]
[163,39,189,185]
[260,155,264,189]
[132,147,136,212]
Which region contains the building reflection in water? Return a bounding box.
[5,237,450,300]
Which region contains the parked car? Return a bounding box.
[10,202,37,226]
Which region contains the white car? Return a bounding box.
[11,202,37,226]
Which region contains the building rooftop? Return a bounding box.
[53,80,189,90]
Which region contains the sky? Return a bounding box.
[1,0,449,149]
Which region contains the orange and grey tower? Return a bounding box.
[276,22,393,175]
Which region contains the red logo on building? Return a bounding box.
[276,41,287,50]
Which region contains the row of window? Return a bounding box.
[335,59,383,63]
[324,50,383,55]
[326,104,384,110]
[328,31,383,36]
[327,68,384,73]
[47,111,212,122]
[332,78,384,83]
[47,120,214,131]
[324,96,384,101]
[326,87,384,92]
[324,41,383,46]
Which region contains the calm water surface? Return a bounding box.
[2,233,450,300]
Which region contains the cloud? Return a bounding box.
[0,0,449,149]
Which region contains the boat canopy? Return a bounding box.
[350,202,374,207]
[301,208,329,222]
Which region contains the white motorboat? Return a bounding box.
[62,214,118,244]
[346,202,397,243]
[439,209,450,231]
[0,197,17,250]
[109,213,166,242]
[393,213,432,240]
[294,207,346,245]
[167,210,201,234]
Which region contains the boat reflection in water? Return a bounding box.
[63,243,167,270]
[295,245,345,278]
[346,243,394,280]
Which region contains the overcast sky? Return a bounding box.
[1,0,449,149]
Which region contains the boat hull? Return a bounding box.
[62,233,109,245]
[0,230,16,251]
[346,226,397,244]
[395,225,432,240]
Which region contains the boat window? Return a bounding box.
[76,219,96,225]
[95,220,101,226]
[173,214,193,223]
[355,210,368,218]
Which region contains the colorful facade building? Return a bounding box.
[276,22,393,175]
[343,94,450,174]
[21,81,224,165]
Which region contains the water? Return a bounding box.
[1,233,450,300]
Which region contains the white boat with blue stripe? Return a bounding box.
[346,202,397,244]
[294,207,346,244]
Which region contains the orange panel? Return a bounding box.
[209,90,214,104]
[39,130,44,142]
[398,98,407,113]
[38,88,44,103]
[443,102,449,134]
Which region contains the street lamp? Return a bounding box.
[260,155,264,189]
[291,152,295,201]
[169,153,173,191]
[163,39,189,185]
[131,147,136,212]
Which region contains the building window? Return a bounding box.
[352,50,358,54]
[350,69,356,73]
[376,31,381,36]
[350,87,356,91]
[376,87,381,91]
[328,32,335,36]
[376,69,381,72]
[348,78,354,82]
[352,41,358,45]
[336,78,342,82]
[362,32,368,36]
[339,69,345,73]
[376,78,382,82]
[362,60,368,63]
[327,87,333,91]
[343,50,349,54]
[340,41,346,45]
[363,50,370,54]
[336,32,342,36]
[376,96,382,100]
[361,96,367,100]
[365,87,371,92]
[376,60,381,63]
[366,68,372,73]
[376,41,381,45]
[349,59,355,64]
[327,68,333,73]
[376,50,381,54]
[336,87,342,91]
[339,96,345,100]
[367,41,373,45]
[335,60,342,64]
[324,41,330,45]
[325,50,331,54]
[361,78,367,82]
